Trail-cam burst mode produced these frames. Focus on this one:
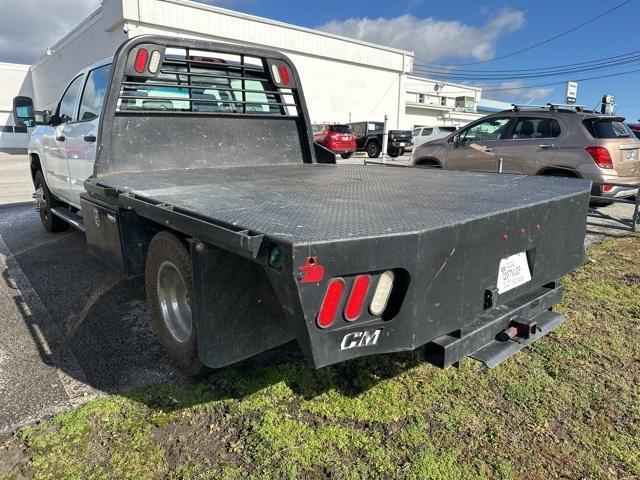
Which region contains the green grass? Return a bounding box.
[1,236,639,480]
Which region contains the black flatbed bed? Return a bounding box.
[78,35,592,371]
[100,164,589,244]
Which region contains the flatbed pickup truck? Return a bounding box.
[16,36,591,375]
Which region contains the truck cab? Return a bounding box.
[25,59,112,212]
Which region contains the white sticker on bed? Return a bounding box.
[497,252,531,294]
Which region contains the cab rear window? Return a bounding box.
[583,119,632,139]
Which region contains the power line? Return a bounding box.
[412,55,640,81]
[416,0,634,67]
[424,66,640,96]
[413,50,640,74]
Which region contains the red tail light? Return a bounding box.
[344,275,371,321]
[317,278,345,328]
[134,48,149,73]
[585,146,613,169]
[279,64,290,85]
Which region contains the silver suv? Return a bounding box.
[405,125,457,152]
[410,106,640,198]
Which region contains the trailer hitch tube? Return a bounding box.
[498,319,538,341]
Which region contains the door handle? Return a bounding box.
[55,135,66,142]
[484,147,495,153]
[538,144,555,149]
[83,135,97,143]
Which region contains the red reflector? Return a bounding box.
[279,64,290,85]
[602,183,613,192]
[134,48,149,73]
[585,146,613,169]
[318,278,345,329]
[298,257,324,283]
[344,275,370,321]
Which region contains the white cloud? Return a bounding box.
[489,81,555,102]
[0,0,100,64]
[317,10,525,63]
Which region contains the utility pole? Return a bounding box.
[381,115,389,164]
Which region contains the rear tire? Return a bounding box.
[388,148,400,158]
[366,142,381,158]
[415,159,441,169]
[539,170,574,178]
[33,171,69,233]
[340,153,352,159]
[145,231,208,377]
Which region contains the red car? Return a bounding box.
[628,123,640,140]
[312,124,356,159]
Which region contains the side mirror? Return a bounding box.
[13,96,35,128]
[452,134,461,147]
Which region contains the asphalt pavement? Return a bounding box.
[0,151,637,437]
[0,159,179,435]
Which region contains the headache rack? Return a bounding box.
[94,35,316,177]
[116,43,300,117]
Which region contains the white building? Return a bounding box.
[0,63,33,151]
[0,0,485,149]
[405,75,482,129]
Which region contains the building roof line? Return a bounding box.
[31,7,106,67]
[154,0,414,57]
[130,20,409,73]
[0,62,30,71]
[29,0,415,69]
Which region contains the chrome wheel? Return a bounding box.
[34,185,49,222]
[157,260,192,343]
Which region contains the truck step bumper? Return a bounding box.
[425,304,565,368]
[469,311,564,368]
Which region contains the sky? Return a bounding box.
[1,0,638,120]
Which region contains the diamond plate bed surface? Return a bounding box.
[99,164,590,243]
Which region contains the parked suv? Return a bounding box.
[348,121,412,158]
[406,125,458,152]
[410,106,640,199]
[312,123,356,159]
